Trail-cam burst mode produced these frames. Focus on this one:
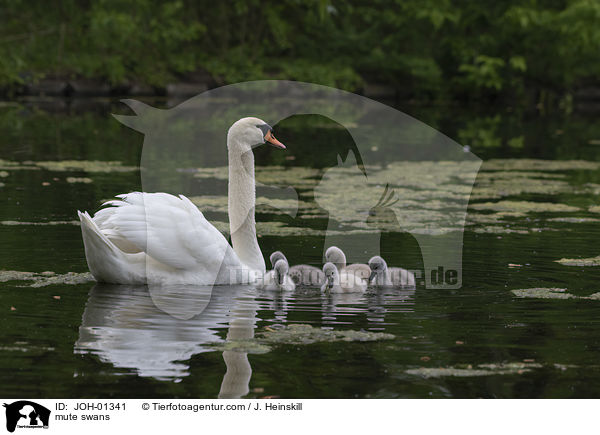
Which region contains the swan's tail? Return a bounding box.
[78,210,145,284]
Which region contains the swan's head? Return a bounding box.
[270,251,288,268]
[228,117,285,152]
[325,246,346,271]
[368,255,388,281]
[274,259,289,285]
[322,262,339,290]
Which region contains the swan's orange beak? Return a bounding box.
[265,130,286,149]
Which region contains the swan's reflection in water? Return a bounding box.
[320,287,416,328]
[75,283,415,396]
[75,283,259,395]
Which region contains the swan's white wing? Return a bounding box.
[94,192,242,274]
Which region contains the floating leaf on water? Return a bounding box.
[208,324,394,354]
[406,362,543,378]
[29,272,94,287]
[0,270,94,287]
[189,195,312,215]
[210,340,272,354]
[0,345,55,354]
[259,323,395,345]
[472,226,529,234]
[510,287,600,301]
[0,159,39,171]
[191,166,321,189]
[470,201,580,213]
[471,172,571,200]
[0,159,137,173]
[483,159,600,171]
[406,368,494,378]
[511,288,574,299]
[66,177,93,184]
[547,217,600,223]
[0,271,38,283]
[34,160,138,173]
[1,220,80,226]
[555,256,600,266]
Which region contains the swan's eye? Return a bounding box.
[256,123,273,139]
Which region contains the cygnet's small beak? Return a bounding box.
[265,130,286,149]
[369,271,377,281]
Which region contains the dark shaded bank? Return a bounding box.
[6,76,600,113]
[1,1,599,107]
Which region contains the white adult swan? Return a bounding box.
[78,117,286,285]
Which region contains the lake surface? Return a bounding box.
[1,98,600,398]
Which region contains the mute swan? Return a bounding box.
[269,251,325,286]
[78,117,285,285]
[258,258,295,291]
[321,262,367,294]
[368,256,416,288]
[325,246,371,281]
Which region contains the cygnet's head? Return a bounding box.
[270,251,288,268]
[368,255,388,280]
[325,246,346,270]
[322,262,339,290]
[228,117,285,152]
[274,259,289,285]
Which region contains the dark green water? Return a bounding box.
[2,98,600,398]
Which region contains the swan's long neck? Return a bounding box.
[228,138,266,273]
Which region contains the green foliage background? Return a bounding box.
[0,0,599,100]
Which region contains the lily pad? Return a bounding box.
[555,256,600,266]
[66,177,93,184]
[0,270,94,287]
[259,324,394,345]
[1,220,80,226]
[470,201,579,213]
[547,217,600,223]
[0,159,137,173]
[406,362,543,378]
[483,159,600,171]
[511,288,574,299]
[210,324,394,354]
[210,340,272,354]
[34,160,138,173]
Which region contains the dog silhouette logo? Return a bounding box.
[3,401,50,432]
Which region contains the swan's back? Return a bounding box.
[289,265,325,286]
[79,192,246,285]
